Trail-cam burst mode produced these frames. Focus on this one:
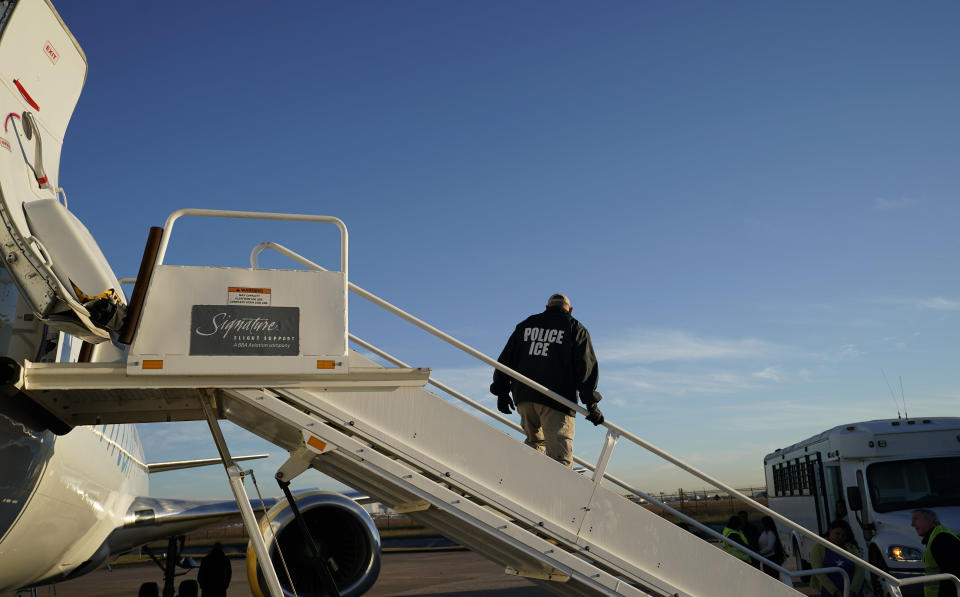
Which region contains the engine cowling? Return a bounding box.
[246,491,381,597]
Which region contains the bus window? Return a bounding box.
[866,457,960,513]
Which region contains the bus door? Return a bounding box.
[806,453,829,535]
[824,463,845,521]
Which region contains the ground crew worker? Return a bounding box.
[197,542,232,597]
[810,519,865,597]
[721,515,753,565]
[912,509,960,597]
[490,293,603,468]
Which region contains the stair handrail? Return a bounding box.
[900,573,960,594]
[250,240,912,592]
[348,329,803,575]
[158,209,348,276]
[344,334,857,594]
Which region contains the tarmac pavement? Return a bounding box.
[2,550,551,597]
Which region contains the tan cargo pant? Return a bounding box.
[517,401,575,468]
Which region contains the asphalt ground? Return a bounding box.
[2,550,553,597]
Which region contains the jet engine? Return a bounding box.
[246,491,381,597]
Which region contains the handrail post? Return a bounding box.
[793,567,850,597]
[592,431,619,485]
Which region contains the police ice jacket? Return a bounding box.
[490,306,601,416]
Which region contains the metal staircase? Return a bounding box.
[216,349,802,597]
[9,208,809,597]
[19,345,799,597]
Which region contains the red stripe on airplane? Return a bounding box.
[13,80,39,111]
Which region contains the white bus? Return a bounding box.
[763,417,960,590]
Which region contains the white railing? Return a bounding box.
[249,239,960,597]
[158,209,348,276]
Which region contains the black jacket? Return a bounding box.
[490,306,601,416]
[197,546,232,597]
[924,527,960,597]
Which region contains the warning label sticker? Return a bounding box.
[228,287,271,306]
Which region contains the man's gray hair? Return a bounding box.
[547,293,570,308]
[913,508,940,525]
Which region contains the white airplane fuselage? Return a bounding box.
[0,417,146,590]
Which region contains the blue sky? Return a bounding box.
[49,1,960,498]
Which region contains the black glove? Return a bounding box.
[585,404,604,426]
[497,394,515,415]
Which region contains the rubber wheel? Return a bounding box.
[138,582,159,597]
[178,579,198,597]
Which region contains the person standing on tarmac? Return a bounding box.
[197,542,232,597]
[490,293,604,468]
[912,508,960,597]
[721,515,754,566]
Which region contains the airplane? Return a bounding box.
[0,1,383,596]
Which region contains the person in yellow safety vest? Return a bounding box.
[912,509,960,597]
[721,515,753,565]
[810,519,864,597]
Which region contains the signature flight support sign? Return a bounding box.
[190,305,300,356]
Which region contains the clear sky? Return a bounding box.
[49,1,960,499]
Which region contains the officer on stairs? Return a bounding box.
[490,293,604,468]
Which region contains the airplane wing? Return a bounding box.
[104,496,277,556]
[104,489,371,556]
[145,454,269,473]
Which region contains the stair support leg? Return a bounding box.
[200,391,285,597]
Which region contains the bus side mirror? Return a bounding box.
[846,486,863,511]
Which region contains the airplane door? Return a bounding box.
[0,0,125,343]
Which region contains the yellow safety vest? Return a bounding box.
[922,525,960,597]
[722,527,752,562]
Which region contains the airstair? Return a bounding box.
[6,207,802,597]
[1,1,936,595]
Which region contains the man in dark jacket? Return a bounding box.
[197,542,232,597]
[490,293,603,467]
[912,509,960,597]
